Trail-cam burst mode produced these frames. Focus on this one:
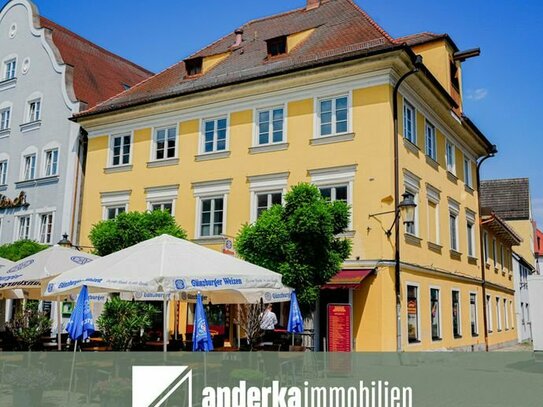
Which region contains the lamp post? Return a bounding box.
[57,233,72,248]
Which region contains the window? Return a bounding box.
[154,127,177,160]
[496,298,502,331]
[405,188,418,236]
[185,57,203,76]
[28,99,41,122]
[427,187,440,245]
[504,298,509,330]
[257,107,284,145]
[0,160,7,185]
[38,213,54,244]
[445,141,455,174]
[510,301,515,329]
[487,295,493,332]
[467,217,475,257]
[403,101,416,144]
[492,238,497,268]
[0,108,10,130]
[464,158,473,188]
[105,206,126,220]
[44,149,59,177]
[521,302,525,325]
[500,244,505,270]
[430,288,441,340]
[449,209,459,251]
[470,293,478,336]
[111,134,131,166]
[17,216,31,240]
[319,185,348,202]
[452,290,461,338]
[150,202,173,213]
[200,197,224,237]
[256,192,282,219]
[4,59,16,80]
[425,121,436,160]
[23,154,36,180]
[318,96,348,137]
[526,304,530,324]
[203,118,227,153]
[407,285,419,343]
[483,232,489,263]
[266,36,287,57]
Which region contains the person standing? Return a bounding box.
[260,304,278,343]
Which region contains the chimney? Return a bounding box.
[233,28,244,47]
[306,0,321,10]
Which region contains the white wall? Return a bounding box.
[527,275,543,352]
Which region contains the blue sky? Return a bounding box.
[4,1,543,224]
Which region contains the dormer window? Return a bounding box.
[185,57,203,77]
[450,61,460,91]
[266,36,287,57]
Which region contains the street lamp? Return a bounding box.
[57,233,72,248]
[368,191,417,237]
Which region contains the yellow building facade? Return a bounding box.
[74,1,506,351]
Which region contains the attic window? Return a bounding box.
[185,57,203,77]
[122,83,131,90]
[266,36,287,57]
[450,61,460,91]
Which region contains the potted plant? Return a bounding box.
[94,377,131,407]
[5,301,52,351]
[97,296,158,351]
[4,367,55,406]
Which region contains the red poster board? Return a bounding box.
[327,304,352,352]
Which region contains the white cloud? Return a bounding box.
[466,88,488,101]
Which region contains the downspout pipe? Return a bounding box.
[476,144,497,351]
[392,54,423,352]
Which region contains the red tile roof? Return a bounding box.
[39,17,153,109]
[395,32,459,52]
[76,0,399,117]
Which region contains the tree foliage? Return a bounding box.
[89,210,187,256]
[0,240,48,262]
[235,183,351,311]
[6,301,52,351]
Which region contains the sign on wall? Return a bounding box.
[327,303,352,352]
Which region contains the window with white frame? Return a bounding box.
[483,231,489,263]
[17,215,31,240]
[430,288,441,341]
[504,298,509,330]
[466,211,476,257]
[255,192,282,219]
[403,100,416,144]
[200,197,224,237]
[193,180,231,238]
[154,127,177,160]
[203,117,227,153]
[318,95,348,137]
[257,107,284,145]
[27,99,41,122]
[23,153,36,180]
[310,165,355,230]
[445,140,455,174]
[0,107,10,130]
[111,134,131,166]
[487,295,493,332]
[425,120,436,160]
[510,300,515,329]
[44,148,59,177]
[452,290,462,337]
[496,297,502,331]
[463,158,473,188]
[0,160,7,185]
[38,213,54,244]
[101,190,130,220]
[4,59,16,80]
[146,185,179,216]
[470,293,478,336]
[407,284,420,343]
[500,244,505,270]
[248,173,288,223]
[449,201,459,251]
[492,238,497,267]
[105,206,126,220]
[404,171,420,236]
[427,186,440,244]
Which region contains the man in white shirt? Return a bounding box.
[260,304,278,342]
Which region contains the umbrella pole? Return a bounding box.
[57,297,62,351]
[163,298,168,353]
[67,339,78,401]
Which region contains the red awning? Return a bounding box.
[322,269,374,289]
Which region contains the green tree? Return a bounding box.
[0,240,48,262]
[235,183,351,311]
[89,210,187,256]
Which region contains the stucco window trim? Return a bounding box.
[404,170,421,238]
[253,103,288,147]
[147,158,179,168]
[248,172,289,223]
[150,124,179,162]
[100,190,131,220]
[107,131,134,168]
[313,91,353,139]
[249,142,289,154]
[145,185,179,216]
[194,151,231,162]
[0,78,17,92]
[20,120,41,133]
[310,132,354,146]
[199,115,230,155]
[405,281,422,346]
[34,210,56,245]
[192,179,232,239]
[429,285,443,342]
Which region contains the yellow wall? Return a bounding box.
[508,219,535,267]
[485,288,517,348]
[287,28,315,52]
